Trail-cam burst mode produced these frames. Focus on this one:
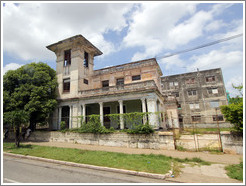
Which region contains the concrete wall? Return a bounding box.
[221,131,243,155]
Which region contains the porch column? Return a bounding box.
[77,103,82,128]
[69,105,73,128]
[141,98,147,124]
[58,107,62,130]
[146,97,159,129]
[82,104,86,123]
[118,100,124,130]
[99,102,104,126]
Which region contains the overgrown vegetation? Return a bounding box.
[3,143,211,175]
[225,162,243,181]
[181,128,232,134]
[220,84,243,133]
[60,112,156,134]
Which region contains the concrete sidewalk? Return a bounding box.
[21,141,243,183]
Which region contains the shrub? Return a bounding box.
[60,121,66,130]
[126,122,154,134]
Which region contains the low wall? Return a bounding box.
[182,123,232,128]
[6,130,242,154]
[26,131,175,150]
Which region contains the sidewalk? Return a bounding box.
[21,141,243,183]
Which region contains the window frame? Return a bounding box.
[213,115,224,121]
[84,51,89,68]
[84,79,89,85]
[116,78,124,86]
[187,90,197,96]
[64,49,71,66]
[206,76,216,82]
[102,80,109,88]
[63,78,70,93]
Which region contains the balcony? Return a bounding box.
[79,80,158,98]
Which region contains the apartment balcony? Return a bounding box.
[79,80,158,98]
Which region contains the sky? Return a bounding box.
[1,1,244,97]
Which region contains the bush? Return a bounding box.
[126,122,154,134]
[60,121,66,130]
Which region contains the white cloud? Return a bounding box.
[225,76,243,97]
[123,3,197,60]
[3,63,23,74]
[3,3,133,61]
[188,50,243,71]
[159,55,185,70]
[205,20,227,32]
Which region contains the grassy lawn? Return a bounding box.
[225,162,243,181]
[3,142,210,175]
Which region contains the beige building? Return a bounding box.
[47,35,168,130]
[47,35,228,130]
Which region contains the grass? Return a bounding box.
[225,162,243,181]
[182,128,232,134]
[3,142,211,175]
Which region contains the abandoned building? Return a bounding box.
[46,35,229,130]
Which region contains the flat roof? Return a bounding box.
[46,35,103,56]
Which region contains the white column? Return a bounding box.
[146,97,158,128]
[69,105,73,128]
[141,98,147,124]
[77,103,81,128]
[99,102,104,126]
[58,107,62,130]
[118,100,124,129]
[82,104,86,123]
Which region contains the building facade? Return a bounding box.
[47,35,228,130]
[47,35,167,130]
[161,69,230,128]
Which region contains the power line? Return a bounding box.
[156,33,243,60]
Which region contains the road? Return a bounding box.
[3,155,171,183]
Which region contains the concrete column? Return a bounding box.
[69,105,73,128]
[82,104,86,123]
[77,103,82,128]
[58,107,62,130]
[99,102,104,126]
[146,97,159,129]
[118,100,124,130]
[141,98,147,124]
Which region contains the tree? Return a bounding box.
[4,110,29,147]
[220,84,243,133]
[3,62,58,134]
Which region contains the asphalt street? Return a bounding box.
[3,155,170,183]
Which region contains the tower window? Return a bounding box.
[84,51,89,68]
[102,80,109,87]
[63,78,70,93]
[64,50,71,66]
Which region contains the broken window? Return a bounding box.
[210,101,219,108]
[213,115,224,121]
[63,78,70,93]
[192,115,201,122]
[206,76,215,82]
[64,50,71,66]
[132,75,141,81]
[189,103,199,109]
[116,78,124,86]
[208,88,218,94]
[84,79,88,85]
[187,90,197,96]
[102,80,109,87]
[84,51,89,68]
[185,78,196,84]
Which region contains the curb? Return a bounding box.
[4,152,171,180]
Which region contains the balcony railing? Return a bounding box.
[79,80,158,97]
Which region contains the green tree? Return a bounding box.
[220,84,243,133]
[3,62,58,132]
[3,110,29,147]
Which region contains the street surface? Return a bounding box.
[3,155,171,183]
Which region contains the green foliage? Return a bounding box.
[3,110,29,128]
[220,85,243,133]
[220,101,243,133]
[60,121,66,130]
[126,122,154,134]
[225,162,243,181]
[3,62,58,129]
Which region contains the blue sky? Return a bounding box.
[2,2,244,96]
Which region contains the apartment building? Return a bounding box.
[161,69,230,128]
